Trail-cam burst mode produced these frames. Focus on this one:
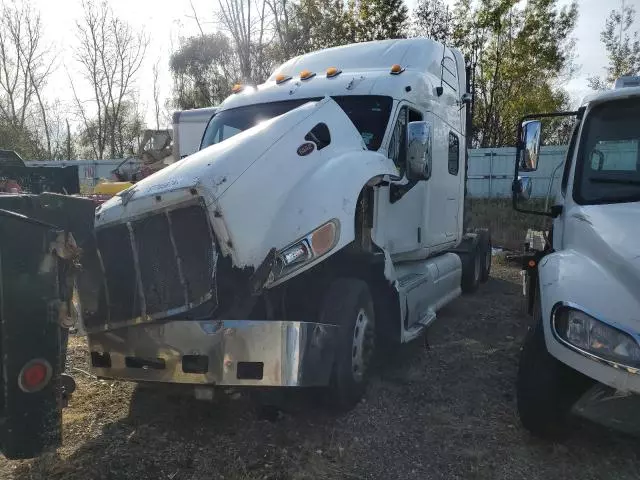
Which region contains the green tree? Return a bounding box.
[353,0,408,42]
[588,1,640,90]
[410,0,451,42]
[170,33,238,109]
[447,0,578,147]
[290,0,356,52]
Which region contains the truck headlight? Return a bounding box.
[274,220,340,279]
[553,306,640,369]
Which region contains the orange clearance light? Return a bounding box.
[231,83,244,93]
[275,73,291,84]
[326,67,342,78]
[390,64,405,75]
[528,259,536,268]
[300,69,316,80]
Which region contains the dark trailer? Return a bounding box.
[0,150,80,195]
[0,192,96,459]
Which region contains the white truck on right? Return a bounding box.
[513,75,640,439]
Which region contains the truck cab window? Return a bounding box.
[448,132,460,175]
[561,121,581,195]
[574,98,640,205]
[388,107,423,174]
[200,96,392,152]
[388,108,407,168]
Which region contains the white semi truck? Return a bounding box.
[513,76,640,438]
[83,38,492,409]
[0,40,494,459]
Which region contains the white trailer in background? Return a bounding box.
[514,75,640,438]
[172,106,218,161]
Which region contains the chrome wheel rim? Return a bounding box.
[352,308,372,382]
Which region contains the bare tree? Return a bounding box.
[0,0,56,158]
[73,0,148,159]
[216,0,272,82]
[588,0,640,90]
[153,58,161,130]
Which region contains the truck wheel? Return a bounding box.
[475,229,492,282]
[516,296,594,440]
[321,278,375,411]
[460,243,481,294]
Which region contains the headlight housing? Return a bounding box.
[553,305,640,370]
[272,220,340,280]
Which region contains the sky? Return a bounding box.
[31,0,638,129]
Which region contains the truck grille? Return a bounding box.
[89,203,216,330]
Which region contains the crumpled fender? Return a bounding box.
[215,97,398,274]
[538,249,640,391]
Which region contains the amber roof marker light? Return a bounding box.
[300,70,316,80]
[326,67,342,78]
[231,83,244,93]
[390,64,405,75]
[275,73,292,84]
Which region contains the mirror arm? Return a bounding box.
[512,200,556,217]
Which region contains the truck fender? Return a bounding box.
[538,250,640,390]
[267,150,395,252]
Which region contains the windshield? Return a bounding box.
[200,96,393,151]
[574,98,640,205]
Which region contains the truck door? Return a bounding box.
[0,209,67,459]
[424,125,463,248]
[375,105,426,257]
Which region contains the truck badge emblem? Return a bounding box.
[297,142,315,156]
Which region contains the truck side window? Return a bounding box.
[305,123,331,150]
[388,107,423,172]
[388,107,407,168]
[561,122,581,195]
[448,132,459,175]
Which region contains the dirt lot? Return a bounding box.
[3,263,640,480]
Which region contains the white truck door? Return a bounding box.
[374,105,425,257]
[423,117,462,249]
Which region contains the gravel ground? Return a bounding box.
[3,263,640,480]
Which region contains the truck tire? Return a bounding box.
[460,242,481,294]
[516,295,594,440]
[321,278,375,411]
[475,229,492,282]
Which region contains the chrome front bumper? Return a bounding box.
[87,320,339,387]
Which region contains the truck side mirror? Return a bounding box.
[406,121,432,181]
[513,175,533,201]
[519,120,542,172]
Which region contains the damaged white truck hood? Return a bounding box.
[567,202,640,290]
[96,97,398,271]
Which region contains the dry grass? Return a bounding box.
[2,264,640,479]
[467,198,550,250]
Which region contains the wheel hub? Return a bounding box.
[351,308,373,382]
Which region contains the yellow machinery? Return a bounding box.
[92,181,132,196]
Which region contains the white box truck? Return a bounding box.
[81,38,491,410]
[513,76,640,438]
[172,106,218,161]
